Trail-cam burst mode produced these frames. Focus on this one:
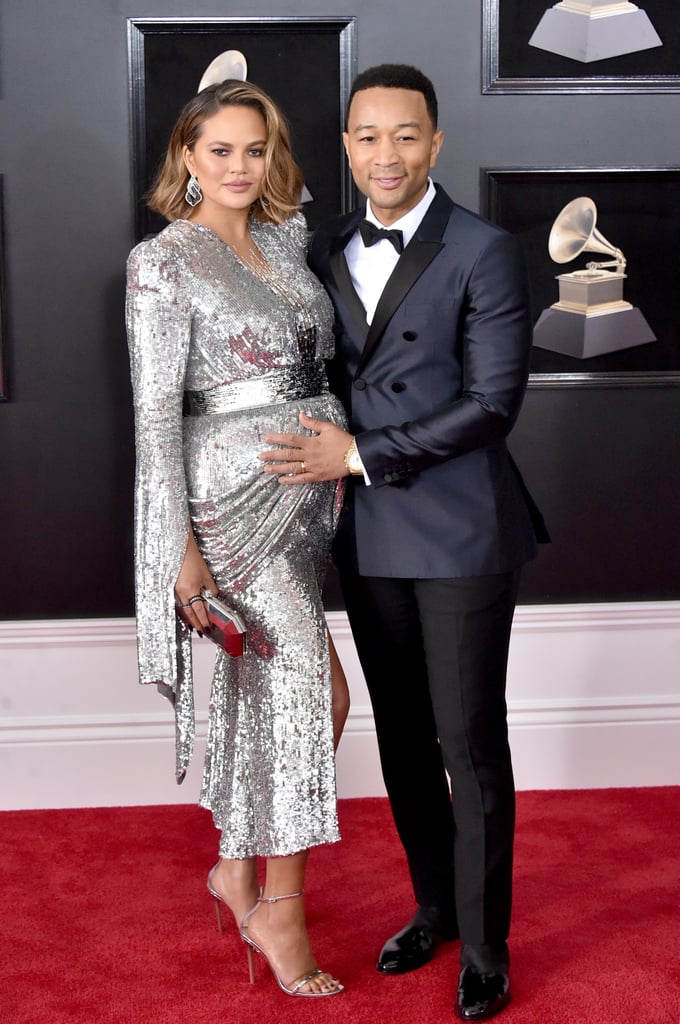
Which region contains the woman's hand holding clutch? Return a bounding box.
[174,531,216,632]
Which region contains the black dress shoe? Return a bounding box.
[455,965,511,1021]
[377,907,458,974]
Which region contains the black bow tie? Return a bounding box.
[358,219,404,254]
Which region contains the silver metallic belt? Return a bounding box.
[185,360,329,416]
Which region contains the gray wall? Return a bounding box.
[1,0,679,619]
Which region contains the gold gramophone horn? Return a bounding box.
[548,196,626,272]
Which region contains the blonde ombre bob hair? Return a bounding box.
[148,79,304,225]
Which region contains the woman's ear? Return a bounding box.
[183,145,196,176]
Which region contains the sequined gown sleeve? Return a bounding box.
[126,236,194,770]
[126,214,347,857]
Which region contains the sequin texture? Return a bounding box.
[126,214,346,857]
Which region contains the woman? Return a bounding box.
[126,79,348,997]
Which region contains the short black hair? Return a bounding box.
[346,64,438,129]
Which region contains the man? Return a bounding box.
[260,64,547,1021]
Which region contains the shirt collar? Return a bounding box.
[365,179,436,248]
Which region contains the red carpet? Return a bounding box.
[1,790,678,1023]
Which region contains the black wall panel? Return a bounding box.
[1,1,678,620]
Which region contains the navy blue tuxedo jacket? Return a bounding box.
[309,184,546,578]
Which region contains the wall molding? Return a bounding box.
[0,618,136,648]
[1,603,679,808]
[4,600,679,647]
[509,602,680,631]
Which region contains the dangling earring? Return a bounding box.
[261,193,271,208]
[185,174,203,207]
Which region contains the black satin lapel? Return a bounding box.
[329,245,369,335]
[356,185,454,374]
[357,241,442,374]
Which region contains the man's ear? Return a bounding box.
[430,130,444,169]
[342,132,351,168]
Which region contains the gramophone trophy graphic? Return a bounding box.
[529,1,662,63]
[532,197,656,359]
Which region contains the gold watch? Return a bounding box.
[343,437,363,476]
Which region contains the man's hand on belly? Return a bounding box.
[259,411,353,483]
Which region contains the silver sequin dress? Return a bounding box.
[126,214,346,858]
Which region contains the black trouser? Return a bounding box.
[340,569,520,950]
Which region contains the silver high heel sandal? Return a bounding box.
[239,891,344,998]
[206,862,229,933]
[206,862,261,934]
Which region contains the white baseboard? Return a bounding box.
[1,603,679,809]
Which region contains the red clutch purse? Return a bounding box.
[201,589,247,657]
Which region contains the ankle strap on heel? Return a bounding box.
[257,890,304,904]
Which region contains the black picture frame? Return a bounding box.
[0,176,7,401]
[482,0,680,94]
[127,17,357,240]
[481,167,680,386]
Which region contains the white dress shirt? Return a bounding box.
[345,178,437,325]
[343,180,437,484]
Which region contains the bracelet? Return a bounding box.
[343,437,364,476]
[343,438,355,471]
